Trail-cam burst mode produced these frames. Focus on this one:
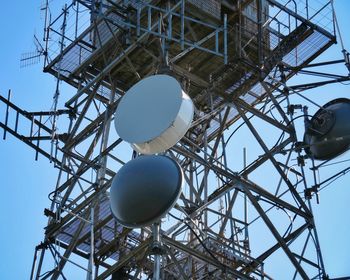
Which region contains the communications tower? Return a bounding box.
[1,0,350,279]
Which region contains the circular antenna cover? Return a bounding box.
[110,155,183,228]
[114,74,194,154]
[304,98,350,160]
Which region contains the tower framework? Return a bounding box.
[1,0,350,279]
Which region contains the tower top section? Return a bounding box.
[42,0,336,143]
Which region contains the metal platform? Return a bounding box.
[43,0,335,146]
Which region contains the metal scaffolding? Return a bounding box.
[1,0,350,279]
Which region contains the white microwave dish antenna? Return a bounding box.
[114,74,194,154]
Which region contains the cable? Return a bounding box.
[318,158,350,168]
[286,114,315,125]
[223,121,246,149]
[168,212,227,271]
[269,104,278,121]
[319,168,350,192]
[331,0,347,52]
[255,196,294,238]
[72,3,90,13]
[271,130,285,151]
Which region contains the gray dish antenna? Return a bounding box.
[304,98,350,160]
[109,155,183,228]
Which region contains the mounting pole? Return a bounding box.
[50,4,68,163]
[257,0,263,69]
[152,223,161,280]
[86,206,95,280]
[243,147,249,254]
[330,0,350,73]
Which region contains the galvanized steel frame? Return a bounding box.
[1,0,349,279]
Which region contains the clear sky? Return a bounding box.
[0,1,350,279]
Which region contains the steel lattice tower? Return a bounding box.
[1,0,350,279]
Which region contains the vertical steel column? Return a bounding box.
[86,206,95,280]
[88,84,117,279]
[257,0,263,68]
[34,247,46,280]
[136,8,141,37]
[224,14,228,64]
[180,0,185,50]
[148,6,152,32]
[152,223,161,280]
[51,4,68,162]
[43,0,50,67]
[30,247,38,280]
[167,0,172,40]
[203,129,208,236]
[243,147,250,254]
[295,153,326,277]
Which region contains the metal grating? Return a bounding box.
[187,0,221,20]
[56,196,142,261]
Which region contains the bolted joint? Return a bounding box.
[287,104,303,116]
[294,141,304,153]
[297,155,306,167]
[304,185,319,201]
[151,242,165,255]
[36,241,49,250]
[44,208,56,218]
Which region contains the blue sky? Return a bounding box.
[0,1,350,279]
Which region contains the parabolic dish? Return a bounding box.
[304,98,350,160]
[109,155,183,228]
[114,74,194,154]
